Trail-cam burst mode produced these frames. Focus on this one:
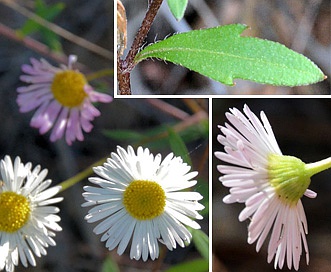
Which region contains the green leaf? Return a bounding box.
[165,258,208,272]
[192,229,209,261]
[135,24,326,87]
[103,129,145,142]
[168,127,191,166]
[103,119,208,150]
[196,178,209,217]
[19,0,64,35]
[17,0,64,51]
[39,27,62,51]
[167,0,188,20]
[101,256,120,272]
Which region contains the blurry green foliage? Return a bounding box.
[168,126,191,166]
[101,255,120,272]
[192,228,209,261]
[17,0,65,51]
[103,118,208,151]
[167,0,188,20]
[164,258,208,272]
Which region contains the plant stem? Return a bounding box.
[86,68,114,81]
[137,110,208,146]
[0,22,74,67]
[118,0,164,94]
[124,0,163,69]
[306,157,331,177]
[117,58,131,94]
[146,98,190,120]
[59,156,107,192]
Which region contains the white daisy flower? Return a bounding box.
[0,156,63,272]
[82,145,204,261]
[215,104,331,270]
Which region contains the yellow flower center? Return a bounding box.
[0,191,31,233]
[268,154,311,205]
[51,70,87,107]
[123,180,166,220]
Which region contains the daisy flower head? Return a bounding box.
[214,104,330,270]
[82,145,204,261]
[0,155,63,272]
[17,55,113,145]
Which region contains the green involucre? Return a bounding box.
[268,154,310,205]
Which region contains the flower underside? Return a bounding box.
[0,191,31,232]
[123,180,166,220]
[51,70,87,107]
[268,153,311,205]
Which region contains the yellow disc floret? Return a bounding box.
[268,154,311,205]
[123,180,166,220]
[0,191,31,233]
[51,70,87,107]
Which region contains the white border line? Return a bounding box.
[208,97,212,272]
[116,93,330,100]
[114,0,118,97]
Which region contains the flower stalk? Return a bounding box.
[305,157,331,177]
[59,156,107,192]
[86,68,114,81]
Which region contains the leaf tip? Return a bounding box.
[235,23,249,32]
[223,76,235,86]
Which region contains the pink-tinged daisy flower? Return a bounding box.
[17,55,113,145]
[82,145,204,261]
[0,155,63,272]
[215,104,331,270]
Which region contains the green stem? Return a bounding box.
[305,157,331,177]
[86,69,114,81]
[59,156,108,192]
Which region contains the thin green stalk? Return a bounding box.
[86,68,114,81]
[59,156,108,192]
[305,157,331,177]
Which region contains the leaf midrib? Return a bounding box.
[136,47,317,76]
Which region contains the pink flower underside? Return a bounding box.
[218,159,310,270]
[216,104,314,270]
[247,194,309,270]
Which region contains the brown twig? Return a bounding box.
[182,98,207,114]
[146,99,190,120]
[118,0,164,94]
[137,110,208,146]
[117,58,131,94]
[197,144,209,176]
[0,22,84,68]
